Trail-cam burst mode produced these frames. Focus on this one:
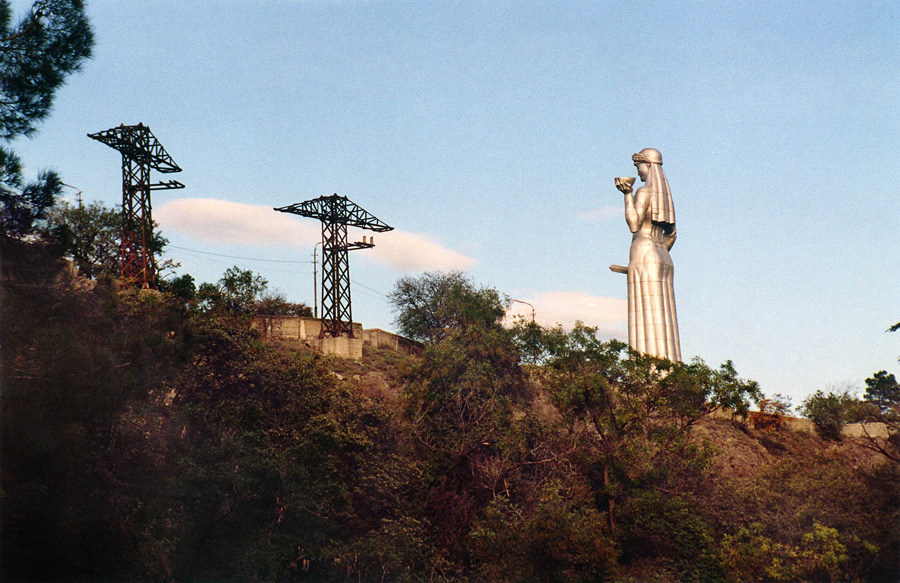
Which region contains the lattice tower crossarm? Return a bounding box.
[89,124,184,289]
[275,194,393,338]
[88,123,182,173]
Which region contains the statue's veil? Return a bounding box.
[633,148,675,226]
[645,163,675,226]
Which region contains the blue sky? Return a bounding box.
[11,0,899,406]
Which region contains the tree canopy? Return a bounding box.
[0,0,93,139]
[0,0,93,243]
[197,265,312,317]
[389,271,507,344]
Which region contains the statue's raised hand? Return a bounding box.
[615,176,636,194]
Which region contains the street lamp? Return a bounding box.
[61,182,83,207]
[511,299,535,323]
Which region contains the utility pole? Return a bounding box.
[88,123,184,289]
[276,194,392,338]
[312,242,321,319]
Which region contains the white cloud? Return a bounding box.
[577,206,620,222]
[156,198,320,247]
[507,290,627,337]
[366,229,477,272]
[155,197,476,272]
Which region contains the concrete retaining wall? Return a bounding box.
[253,317,420,359]
[842,421,893,439]
[315,336,363,360]
[253,316,362,341]
[711,407,893,438]
[361,328,423,355]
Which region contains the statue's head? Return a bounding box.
[632,148,662,166]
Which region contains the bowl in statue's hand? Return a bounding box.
[615,177,636,192]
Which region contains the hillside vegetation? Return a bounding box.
[2,246,898,583]
[3,4,896,580]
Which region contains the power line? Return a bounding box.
[171,249,304,275]
[168,245,389,302]
[351,279,388,298]
[167,244,313,264]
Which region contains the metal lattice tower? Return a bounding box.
[275,194,393,338]
[88,124,184,288]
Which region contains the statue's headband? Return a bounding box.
[632,149,663,165]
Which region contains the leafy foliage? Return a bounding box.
[2,261,897,582]
[860,371,900,462]
[1,246,192,581]
[864,371,899,414]
[399,276,527,561]
[719,522,880,583]
[519,322,762,581]
[469,491,617,583]
[46,199,119,275]
[0,146,61,241]
[197,265,311,318]
[619,491,724,582]
[709,451,897,583]
[160,272,197,300]
[0,1,93,244]
[44,199,172,279]
[0,0,93,139]
[799,389,870,441]
[390,271,507,344]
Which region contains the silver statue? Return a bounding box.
[612,148,681,361]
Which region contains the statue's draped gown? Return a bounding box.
[625,163,681,361]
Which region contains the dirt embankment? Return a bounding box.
[694,413,891,482]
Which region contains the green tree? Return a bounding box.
[469,490,617,583]
[394,274,533,561]
[799,388,868,441]
[0,0,93,139]
[389,271,507,344]
[406,321,524,559]
[165,307,431,582]
[160,272,197,300]
[518,322,761,580]
[860,371,900,463]
[197,265,310,318]
[198,266,263,313]
[44,199,171,278]
[710,452,894,583]
[864,371,899,414]
[0,0,93,241]
[255,291,313,317]
[47,199,120,276]
[0,149,61,241]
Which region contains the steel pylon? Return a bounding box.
[89,124,184,289]
[275,194,393,338]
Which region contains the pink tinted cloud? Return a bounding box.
[366,229,477,272]
[156,198,319,247]
[156,198,476,272]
